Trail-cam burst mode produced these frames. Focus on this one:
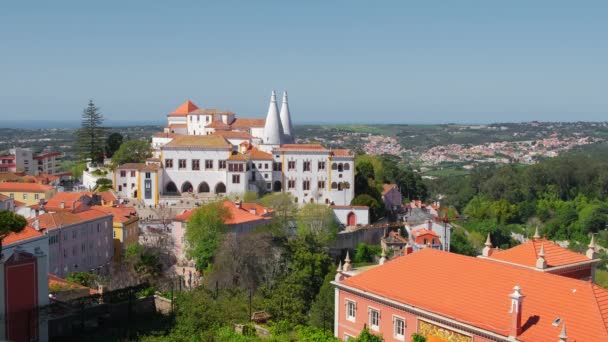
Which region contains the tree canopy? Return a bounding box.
[77,100,106,163]
[111,139,152,167]
[0,211,27,256]
[105,132,124,158]
[185,202,231,271]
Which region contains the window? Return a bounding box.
[303,180,310,191]
[303,161,311,172]
[273,162,282,171]
[346,300,356,322]
[264,174,268,179]
[97,224,100,232]
[165,159,173,168]
[205,160,213,169]
[332,163,338,170]
[288,161,296,170]
[34,194,39,200]
[113,230,116,238]
[145,172,151,179]
[228,163,244,172]
[264,163,269,170]
[344,163,351,171]
[232,175,240,184]
[73,230,77,239]
[318,161,326,170]
[369,308,380,331]
[288,180,296,189]
[219,160,227,169]
[178,159,187,169]
[331,182,338,189]
[23,193,28,200]
[120,171,126,177]
[192,159,200,170]
[130,171,136,177]
[9,193,14,199]
[318,180,325,189]
[393,316,405,340]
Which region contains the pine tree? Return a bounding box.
[77,100,106,163]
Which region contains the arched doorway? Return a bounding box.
[133,190,138,198]
[215,182,226,194]
[273,181,282,192]
[347,212,356,226]
[181,182,193,193]
[166,181,178,194]
[198,182,210,193]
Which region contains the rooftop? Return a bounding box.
[168,100,199,116]
[0,182,55,193]
[163,135,232,149]
[487,237,592,269]
[230,118,266,129]
[117,163,159,171]
[1,226,43,246]
[339,248,608,341]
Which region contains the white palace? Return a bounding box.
[114,91,355,206]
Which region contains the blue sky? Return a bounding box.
[1,1,606,125]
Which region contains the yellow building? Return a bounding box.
[93,206,139,261]
[0,182,56,206]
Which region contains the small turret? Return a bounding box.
[379,247,387,265]
[343,251,352,272]
[558,322,567,342]
[586,234,597,259]
[335,261,343,282]
[536,243,547,269]
[533,226,540,240]
[482,233,493,257]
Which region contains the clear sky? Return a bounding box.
[1,1,607,125]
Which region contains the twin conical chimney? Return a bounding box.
[262,91,284,145]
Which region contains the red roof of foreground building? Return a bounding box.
[1,226,43,246]
[168,100,199,116]
[339,248,608,341]
[487,238,591,268]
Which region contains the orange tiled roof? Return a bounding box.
[0,193,9,200]
[174,201,272,225]
[0,182,54,193]
[488,238,591,268]
[230,118,265,129]
[227,153,249,161]
[411,228,438,238]
[206,121,231,129]
[168,123,187,128]
[92,206,136,224]
[331,149,354,157]
[32,209,110,230]
[211,130,253,140]
[45,192,90,210]
[1,226,43,246]
[163,135,232,149]
[340,248,608,341]
[240,202,273,216]
[168,100,199,116]
[48,274,98,295]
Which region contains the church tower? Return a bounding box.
[279,91,294,143]
[262,90,284,146]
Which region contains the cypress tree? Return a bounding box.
[77,100,106,163]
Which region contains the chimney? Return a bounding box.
[536,243,547,269]
[343,251,352,272]
[60,202,65,209]
[586,234,597,259]
[482,233,493,257]
[335,261,343,282]
[533,226,540,240]
[508,285,525,338]
[404,242,413,255]
[427,220,432,231]
[558,322,567,342]
[379,247,387,265]
[33,220,40,231]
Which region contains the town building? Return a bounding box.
[381,184,402,211]
[31,208,114,278]
[0,225,49,342]
[0,148,62,176]
[333,247,608,341]
[406,219,452,252]
[0,182,56,206]
[114,92,355,206]
[92,206,139,261]
[171,200,273,265]
[331,205,370,227]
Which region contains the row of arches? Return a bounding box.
[331,181,351,190]
[165,181,226,195]
[331,162,350,172]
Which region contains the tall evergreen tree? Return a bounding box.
[77,100,106,163]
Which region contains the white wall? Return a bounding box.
[333,207,370,226]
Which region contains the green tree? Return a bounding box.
[77,100,106,163]
[296,203,339,246]
[185,202,231,271]
[96,178,113,191]
[66,271,100,287]
[260,193,297,227]
[0,211,27,257]
[449,227,477,256]
[125,243,162,280]
[411,333,427,342]
[308,267,336,332]
[111,140,152,167]
[105,132,124,158]
[351,194,384,222]
[353,242,382,263]
[355,327,383,342]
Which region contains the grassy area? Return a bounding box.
[596,269,608,289]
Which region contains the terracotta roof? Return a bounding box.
[382,183,398,195]
[168,100,199,116]
[45,192,90,210]
[227,153,249,161]
[0,193,9,200]
[331,149,354,157]
[411,228,438,237]
[117,163,158,171]
[206,120,231,130]
[211,131,253,140]
[13,200,26,207]
[48,274,98,295]
[230,118,265,129]
[33,152,61,160]
[190,108,234,116]
[487,238,591,268]
[174,201,272,225]
[0,182,54,193]
[245,148,273,160]
[340,248,608,341]
[1,226,43,246]
[276,144,329,152]
[163,135,232,149]
[32,210,110,230]
[92,206,137,224]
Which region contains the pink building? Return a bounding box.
[31,208,114,277]
[172,200,272,265]
[333,247,607,341]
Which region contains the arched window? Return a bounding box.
[325,198,330,204]
[332,163,338,170]
[347,212,356,226]
[166,182,178,194]
[344,163,350,171]
[331,182,338,189]
[215,182,226,194]
[198,182,210,193]
[338,163,343,172]
[273,181,282,192]
[338,183,343,191]
[181,182,193,193]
